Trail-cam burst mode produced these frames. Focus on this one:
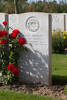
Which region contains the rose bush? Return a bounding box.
[0,21,26,85]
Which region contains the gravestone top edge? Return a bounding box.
[9,12,50,15]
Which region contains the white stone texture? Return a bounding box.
[52,14,64,32]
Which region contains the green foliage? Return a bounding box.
[52,31,65,54]
[0,43,9,85]
[0,39,19,85]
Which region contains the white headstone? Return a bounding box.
[9,12,52,85]
[52,14,64,32]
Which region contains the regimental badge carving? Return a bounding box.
[26,16,40,32]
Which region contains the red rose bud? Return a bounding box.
[13,68,19,76]
[0,39,7,44]
[18,38,26,46]
[12,32,18,38]
[3,21,8,26]
[12,29,20,38]
[8,64,15,72]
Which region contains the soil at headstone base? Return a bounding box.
[0,84,67,99]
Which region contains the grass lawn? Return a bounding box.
[0,90,64,100]
[52,54,67,85]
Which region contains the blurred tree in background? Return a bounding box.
[0,0,67,13]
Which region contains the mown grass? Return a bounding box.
[0,90,64,100]
[52,54,67,85]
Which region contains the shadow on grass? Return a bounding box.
[52,75,67,85]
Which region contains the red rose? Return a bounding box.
[0,30,8,37]
[12,29,20,34]
[12,29,20,38]
[2,30,8,37]
[8,64,15,72]
[18,38,26,46]
[13,68,19,76]
[3,21,8,26]
[0,39,7,44]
